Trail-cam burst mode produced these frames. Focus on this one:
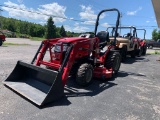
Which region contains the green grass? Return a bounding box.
[3,42,29,46]
[30,37,45,41]
[155,50,160,54]
[147,50,160,55]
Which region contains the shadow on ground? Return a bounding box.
[123,56,149,64]
[43,77,117,108]
[43,69,146,108]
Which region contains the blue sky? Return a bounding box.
[0,0,158,39]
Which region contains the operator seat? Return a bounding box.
[96,31,110,49]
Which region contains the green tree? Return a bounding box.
[29,25,36,37]
[56,32,61,38]
[45,17,56,39]
[152,29,157,40]
[152,29,160,41]
[59,25,66,37]
[158,30,160,40]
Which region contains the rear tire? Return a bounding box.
[142,46,147,55]
[105,52,121,74]
[137,47,143,57]
[130,46,136,58]
[76,63,93,86]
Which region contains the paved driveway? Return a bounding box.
[0,38,160,120]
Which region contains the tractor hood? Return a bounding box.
[57,37,89,43]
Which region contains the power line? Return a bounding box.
[0,5,120,27]
[0,4,86,23]
[0,4,158,29]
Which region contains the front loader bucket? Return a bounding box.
[3,61,64,106]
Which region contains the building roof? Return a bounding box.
[152,0,160,28]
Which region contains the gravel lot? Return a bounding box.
[0,38,160,120]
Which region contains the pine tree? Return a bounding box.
[45,17,56,39]
[60,25,66,37]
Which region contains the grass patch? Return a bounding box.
[3,42,29,46]
[30,37,45,41]
[147,50,160,55]
[155,50,160,54]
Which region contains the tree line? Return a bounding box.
[0,16,80,38]
[1,16,160,40]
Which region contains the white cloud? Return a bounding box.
[101,23,110,28]
[79,5,105,21]
[64,22,90,33]
[73,22,89,33]
[17,0,23,4]
[146,20,150,23]
[73,26,89,33]
[2,1,67,23]
[69,18,74,20]
[127,7,142,16]
[79,5,97,20]
[64,23,90,33]
[83,21,95,25]
[39,21,46,25]
[64,25,72,32]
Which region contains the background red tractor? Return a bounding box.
[3,8,121,106]
[136,29,147,56]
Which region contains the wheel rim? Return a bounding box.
[86,69,92,83]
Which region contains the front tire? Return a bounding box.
[105,52,121,74]
[121,46,127,62]
[76,63,93,86]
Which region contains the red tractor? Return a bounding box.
[136,29,147,56]
[3,8,121,106]
[0,31,6,46]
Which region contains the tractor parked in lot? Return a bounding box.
[136,29,147,56]
[0,31,6,46]
[3,8,121,106]
[107,26,146,62]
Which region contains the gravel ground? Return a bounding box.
[0,38,160,120]
[5,38,41,46]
